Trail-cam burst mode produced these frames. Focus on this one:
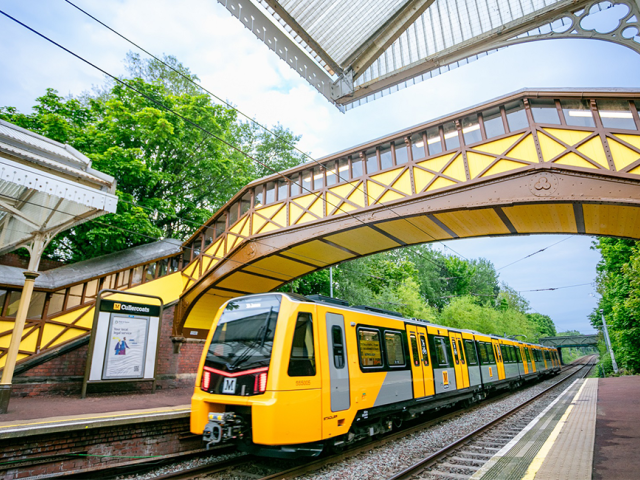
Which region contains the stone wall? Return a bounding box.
[0,415,201,479]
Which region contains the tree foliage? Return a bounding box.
[0,53,304,262]
[590,237,640,374]
[281,244,554,341]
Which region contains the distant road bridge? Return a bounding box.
[539,334,599,363]
[539,335,599,348]
[176,88,640,337]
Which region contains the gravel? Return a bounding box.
[296,368,583,480]
[115,365,585,480]
[114,450,245,480]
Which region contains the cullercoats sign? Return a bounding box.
[82,291,164,398]
[101,300,161,316]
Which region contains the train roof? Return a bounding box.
[230,292,554,350]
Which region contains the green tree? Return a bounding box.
[497,284,530,313]
[590,237,640,373]
[443,256,476,297]
[526,313,557,338]
[0,54,304,262]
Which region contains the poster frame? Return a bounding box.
[101,313,150,380]
[81,289,164,398]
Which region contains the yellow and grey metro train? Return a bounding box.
[190,293,561,457]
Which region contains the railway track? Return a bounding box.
[387,356,596,480]
[145,358,592,480]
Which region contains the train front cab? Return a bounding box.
[191,293,329,456]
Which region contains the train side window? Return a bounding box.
[385,331,405,366]
[287,312,316,377]
[486,343,496,364]
[433,337,448,367]
[464,340,478,365]
[358,329,383,368]
[500,345,507,363]
[451,338,460,365]
[410,334,420,367]
[478,342,488,364]
[525,348,532,362]
[419,335,429,366]
[331,325,345,369]
[457,339,466,364]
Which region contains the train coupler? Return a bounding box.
[203,412,245,449]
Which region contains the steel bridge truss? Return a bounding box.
[176,89,640,336]
[540,334,599,347]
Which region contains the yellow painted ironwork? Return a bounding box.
[503,204,577,234]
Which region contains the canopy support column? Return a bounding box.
[0,233,45,414]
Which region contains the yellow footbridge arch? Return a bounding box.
[177,88,640,336]
[4,88,640,367]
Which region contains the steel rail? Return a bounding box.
[254,359,588,480]
[108,359,586,480]
[386,356,596,480]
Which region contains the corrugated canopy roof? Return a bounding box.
[0,119,118,258]
[218,0,634,110]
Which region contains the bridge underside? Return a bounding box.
[177,89,640,337]
[178,170,640,335]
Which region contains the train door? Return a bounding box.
[492,340,505,379]
[449,334,464,389]
[527,347,536,373]
[417,326,434,397]
[406,325,425,398]
[463,338,482,387]
[519,345,529,374]
[324,312,350,412]
[430,333,457,394]
[451,333,469,389]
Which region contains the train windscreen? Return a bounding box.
[205,295,281,373]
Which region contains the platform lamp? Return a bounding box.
[600,309,619,374]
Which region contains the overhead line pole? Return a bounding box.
[600,309,619,374]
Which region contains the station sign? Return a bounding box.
[82,291,163,398]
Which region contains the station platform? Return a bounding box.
[473,376,640,479]
[0,387,197,479]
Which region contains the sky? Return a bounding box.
[1,0,639,334]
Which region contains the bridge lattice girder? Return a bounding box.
[539,335,599,347]
[176,89,640,336]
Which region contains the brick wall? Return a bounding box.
[0,416,202,479]
[0,253,65,271]
[12,304,206,397]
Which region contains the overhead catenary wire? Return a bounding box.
[59,0,469,262]
[0,8,460,276]
[497,236,572,271]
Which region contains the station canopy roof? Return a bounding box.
[218,0,575,111]
[0,119,118,256]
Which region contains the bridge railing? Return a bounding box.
[180,90,640,291]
